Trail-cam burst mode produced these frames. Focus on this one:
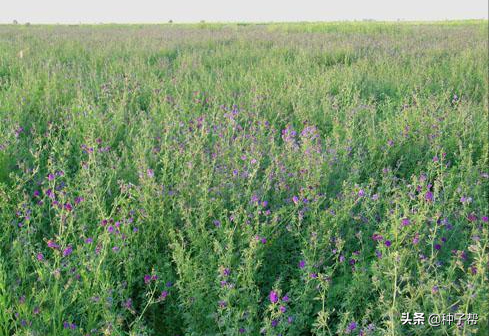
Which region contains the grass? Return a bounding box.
[0,21,487,336]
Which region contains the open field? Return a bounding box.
[0,21,488,335]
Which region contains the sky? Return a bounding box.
[1,0,488,23]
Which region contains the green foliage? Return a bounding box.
[0,21,487,336]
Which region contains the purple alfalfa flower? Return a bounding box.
[74,196,84,205]
[222,268,230,277]
[213,219,221,227]
[269,290,279,304]
[166,281,173,287]
[434,244,442,251]
[144,275,151,284]
[47,240,59,249]
[279,306,287,313]
[288,316,294,324]
[47,173,55,181]
[292,195,299,205]
[123,298,133,309]
[63,246,73,257]
[467,213,477,222]
[261,200,268,208]
[63,321,70,329]
[425,191,434,202]
[33,190,40,197]
[412,233,419,245]
[310,273,318,278]
[339,255,346,262]
[147,169,154,178]
[432,285,439,294]
[107,225,115,233]
[46,189,55,199]
[482,216,488,222]
[37,253,44,261]
[218,300,227,308]
[372,233,383,241]
[260,237,267,244]
[160,291,168,300]
[401,218,411,226]
[375,250,382,259]
[282,295,289,302]
[347,321,357,332]
[239,327,246,334]
[85,237,93,244]
[298,260,305,268]
[371,193,379,201]
[251,194,259,204]
[358,189,365,197]
[385,240,392,247]
[271,319,278,328]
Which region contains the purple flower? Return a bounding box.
[261,237,267,244]
[358,189,365,197]
[160,291,168,299]
[310,273,318,278]
[434,244,441,250]
[279,306,287,313]
[222,268,230,277]
[37,253,44,261]
[47,174,55,181]
[401,218,411,226]
[271,319,278,328]
[47,240,59,249]
[432,285,439,294]
[85,237,93,244]
[63,246,73,257]
[298,260,306,268]
[282,295,289,302]
[292,195,299,205]
[213,220,221,227]
[385,240,392,247]
[123,298,133,309]
[144,275,151,284]
[425,191,434,202]
[147,169,154,178]
[269,290,279,304]
[347,321,357,332]
[239,327,246,333]
[33,190,40,197]
[372,233,383,241]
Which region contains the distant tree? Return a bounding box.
[25,22,31,26]
[168,19,173,24]
[13,19,18,25]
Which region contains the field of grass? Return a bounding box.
[0,21,487,336]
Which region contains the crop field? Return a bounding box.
[0,21,487,336]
